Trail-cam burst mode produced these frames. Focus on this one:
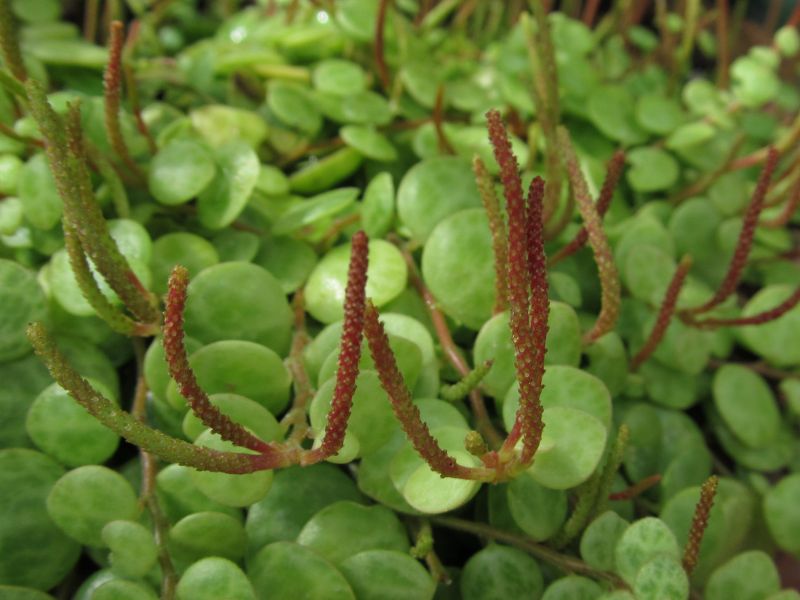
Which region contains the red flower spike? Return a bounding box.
[364,301,482,480]
[631,255,693,371]
[486,110,545,464]
[683,475,719,576]
[304,231,369,463]
[558,128,621,344]
[549,150,625,266]
[686,147,779,316]
[473,156,508,313]
[163,265,275,455]
[688,286,800,329]
[104,21,145,181]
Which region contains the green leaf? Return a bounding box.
[148,140,216,206]
[737,285,800,366]
[712,365,780,448]
[339,550,435,600]
[580,511,629,572]
[614,517,680,585]
[626,147,680,192]
[705,551,780,600]
[0,260,47,362]
[633,555,689,600]
[588,85,648,145]
[635,94,685,135]
[763,474,800,555]
[197,142,260,229]
[460,545,544,600]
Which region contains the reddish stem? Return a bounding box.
[685,148,779,315]
[163,266,277,455]
[762,176,800,228]
[631,255,693,371]
[716,0,730,88]
[688,287,800,329]
[303,231,369,463]
[375,0,391,92]
[364,302,488,480]
[433,84,455,154]
[609,474,662,501]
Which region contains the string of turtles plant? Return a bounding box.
[1,1,800,600]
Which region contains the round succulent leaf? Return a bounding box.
[181,393,282,442]
[169,511,246,566]
[705,551,780,600]
[540,575,603,600]
[312,59,368,95]
[197,142,260,229]
[167,340,290,415]
[297,501,409,565]
[587,85,648,145]
[190,430,273,507]
[91,580,157,600]
[339,550,435,600]
[713,365,780,449]
[289,147,364,195]
[421,208,495,330]
[714,417,793,473]
[614,517,681,585]
[305,238,407,324]
[731,56,780,108]
[390,426,469,495]
[402,450,481,514]
[737,285,800,366]
[633,555,689,600]
[584,332,629,397]
[101,520,158,579]
[0,354,51,449]
[176,557,256,600]
[340,125,397,162]
[309,370,403,457]
[18,153,61,230]
[144,335,202,403]
[460,544,544,600]
[341,91,392,125]
[665,122,716,150]
[268,81,322,135]
[635,94,686,135]
[378,312,435,365]
[0,259,47,362]
[155,464,240,524]
[0,449,80,590]
[763,473,800,555]
[272,187,359,235]
[246,464,363,554]
[248,542,355,600]
[361,172,395,239]
[356,431,419,515]
[254,236,316,294]
[26,380,120,467]
[526,406,608,490]
[212,230,260,263]
[506,470,567,541]
[626,147,680,193]
[46,465,138,547]
[150,232,219,295]
[580,511,630,572]
[148,139,216,206]
[640,360,700,410]
[184,262,293,356]
[397,157,482,243]
[503,366,612,431]
[189,104,268,149]
[621,402,663,483]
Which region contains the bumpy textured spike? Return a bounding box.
[163,265,277,454]
[0,0,26,81]
[487,110,544,462]
[549,150,625,266]
[364,301,478,479]
[683,476,719,576]
[63,102,158,324]
[304,231,369,463]
[631,255,693,371]
[473,156,508,313]
[686,147,779,315]
[27,322,275,473]
[689,286,800,329]
[63,225,154,336]
[440,360,494,402]
[104,21,144,180]
[558,127,621,344]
